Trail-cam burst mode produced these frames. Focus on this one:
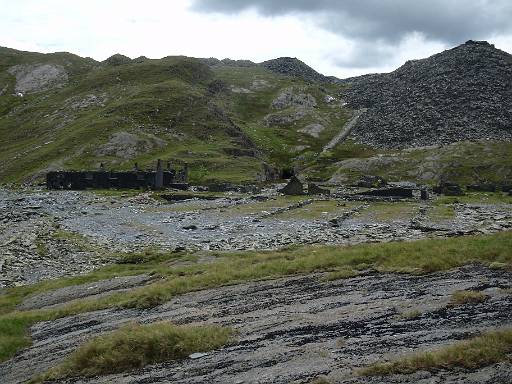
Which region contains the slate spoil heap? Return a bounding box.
[260,57,329,83]
[343,40,512,148]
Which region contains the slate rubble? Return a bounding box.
[342,41,512,148]
[1,188,511,287]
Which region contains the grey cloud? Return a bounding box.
[328,41,397,69]
[191,0,512,69]
[191,0,512,44]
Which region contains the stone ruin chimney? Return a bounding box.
[155,159,164,190]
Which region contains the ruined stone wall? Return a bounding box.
[46,168,188,190]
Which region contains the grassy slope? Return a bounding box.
[1,231,511,362]
[1,46,510,185]
[0,47,351,184]
[327,140,512,185]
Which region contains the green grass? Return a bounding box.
[328,141,512,186]
[0,45,354,184]
[398,309,423,320]
[358,202,419,222]
[449,290,488,306]
[0,315,35,361]
[435,192,512,205]
[1,231,511,363]
[428,204,456,222]
[308,377,331,384]
[31,321,233,382]
[360,328,512,376]
[322,268,360,281]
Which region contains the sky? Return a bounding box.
[2,0,512,78]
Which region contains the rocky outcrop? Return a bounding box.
[343,41,512,148]
[299,123,325,138]
[260,57,328,83]
[264,87,317,127]
[95,132,167,160]
[102,54,132,66]
[1,265,511,384]
[271,88,317,110]
[7,64,68,94]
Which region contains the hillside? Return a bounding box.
[0,41,511,186]
[0,48,348,184]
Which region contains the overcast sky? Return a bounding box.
[2,0,512,78]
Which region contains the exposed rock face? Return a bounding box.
[264,87,317,127]
[271,88,317,110]
[7,64,68,94]
[299,123,325,138]
[2,265,511,384]
[343,41,512,148]
[260,57,328,83]
[95,132,166,159]
[200,57,257,68]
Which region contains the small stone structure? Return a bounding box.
[46,160,188,190]
[308,183,330,196]
[280,176,304,195]
[466,184,497,192]
[433,182,465,196]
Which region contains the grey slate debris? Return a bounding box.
[342,40,512,148]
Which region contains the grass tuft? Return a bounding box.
[449,290,488,306]
[308,377,331,384]
[322,268,360,281]
[31,322,233,382]
[399,309,423,320]
[360,329,512,376]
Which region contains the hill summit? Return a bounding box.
[260,57,329,83]
[343,40,512,148]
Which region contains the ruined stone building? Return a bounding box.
[46,160,188,190]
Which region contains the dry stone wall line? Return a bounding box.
[254,199,316,221]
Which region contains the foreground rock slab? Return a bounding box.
[1,265,510,383]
